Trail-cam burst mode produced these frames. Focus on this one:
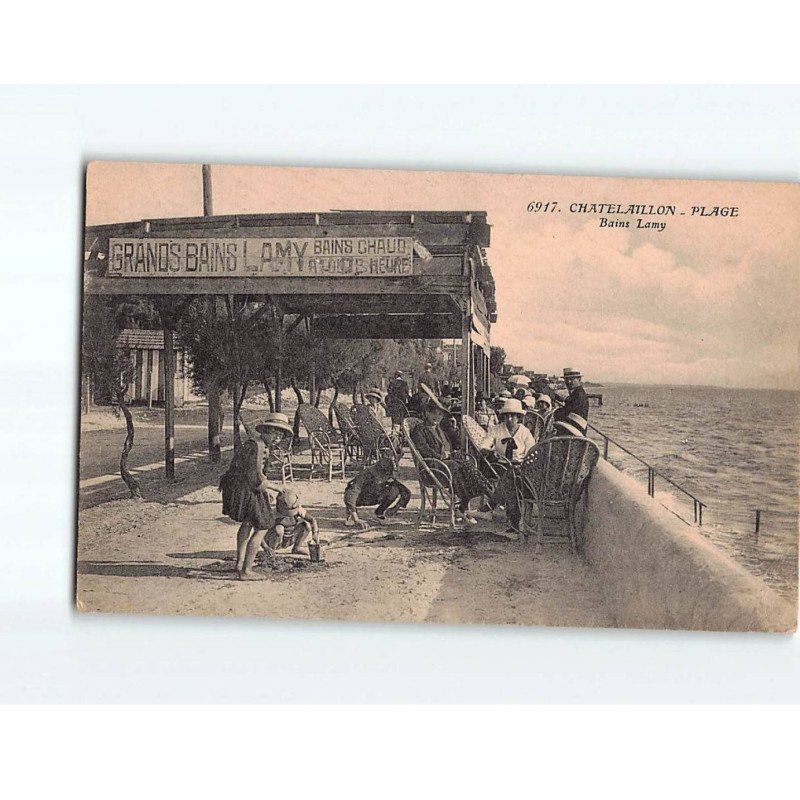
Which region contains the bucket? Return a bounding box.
[308,543,323,563]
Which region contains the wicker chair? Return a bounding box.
[296,403,346,481]
[403,416,458,529]
[517,435,600,553]
[462,414,504,481]
[540,408,556,437]
[351,404,402,467]
[332,401,363,465]
[524,411,547,443]
[262,431,294,484]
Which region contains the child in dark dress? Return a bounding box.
[219,415,289,579]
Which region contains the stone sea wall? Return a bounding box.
[582,461,797,633]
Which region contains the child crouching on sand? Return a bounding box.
[344,456,411,528]
[263,489,320,560]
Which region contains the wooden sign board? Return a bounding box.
[107,236,414,278]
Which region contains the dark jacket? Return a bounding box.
[387,378,410,405]
[344,463,393,510]
[411,422,450,460]
[419,370,440,395]
[554,384,589,424]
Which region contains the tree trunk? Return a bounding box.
[314,387,323,408]
[328,384,339,426]
[352,384,358,405]
[232,381,248,450]
[114,388,143,500]
[207,375,221,463]
[290,377,304,441]
[262,378,275,412]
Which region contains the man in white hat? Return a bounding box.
[553,367,589,436]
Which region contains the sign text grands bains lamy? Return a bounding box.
[107,236,414,277]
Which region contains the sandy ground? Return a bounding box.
[76,449,614,628]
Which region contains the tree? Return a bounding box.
[490,345,507,376]
[81,296,144,500]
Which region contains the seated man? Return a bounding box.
[344,456,411,526]
[263,489,319,559]
[479,398,537,533]
[411,388,492,524]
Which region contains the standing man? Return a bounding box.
[386,370,411,430]
[553,367,589,436]
[419,362,440,396]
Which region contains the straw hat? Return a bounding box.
[535,394,553,408]
[499,389,512,399]
[497,398,525,417]
[554,413,588,437]
[563,367,582,379]
[255,412,293,436]
[522,396,537,410]
[365,387,384,402]
[420,383,450,413]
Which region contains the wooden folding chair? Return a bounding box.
[332,401,364,466]
[403,416,458,529]
[297,403,346,481]
[263,431,294,484]
[351,403,403,467]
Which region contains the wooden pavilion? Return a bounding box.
[83,210,497,475]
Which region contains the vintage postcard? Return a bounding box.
[77,162,798,632]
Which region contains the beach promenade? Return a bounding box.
[76,446,613,627]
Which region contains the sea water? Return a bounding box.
[586,384,799,603]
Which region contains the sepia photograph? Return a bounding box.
[77,161,798,632]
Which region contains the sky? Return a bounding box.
[86,162,800,390]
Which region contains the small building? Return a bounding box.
[117,329,196,407]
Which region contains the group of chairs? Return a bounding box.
[276,402,404,482]
[405,412,599,554]
[260,395,599,556]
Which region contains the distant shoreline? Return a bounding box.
[590,382,798,393]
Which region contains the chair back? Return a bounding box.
[403,416,452,490]
[332,401,357,437]
[263,431,293,475]
[524,411,547,443]
[518,435,600,506]
[352,403,402,463]
[461,413,487,451]
[297,403,336,438]
[384,394,408,421]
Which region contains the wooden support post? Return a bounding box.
[461,301,473,417]
[201,168,221,463]
[163,325,176,478]
[202,164,213,216]
[461,299,472,451]
[275,310,284,412]
[145,350,153,409]
[309,316,317,404]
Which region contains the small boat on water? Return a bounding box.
[633,402,650,408]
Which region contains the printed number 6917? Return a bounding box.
[527,201,558,212]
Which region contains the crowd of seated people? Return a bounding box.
[338,364,592,534]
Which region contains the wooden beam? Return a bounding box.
[313,314,460,339]
[84,275,470,298]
